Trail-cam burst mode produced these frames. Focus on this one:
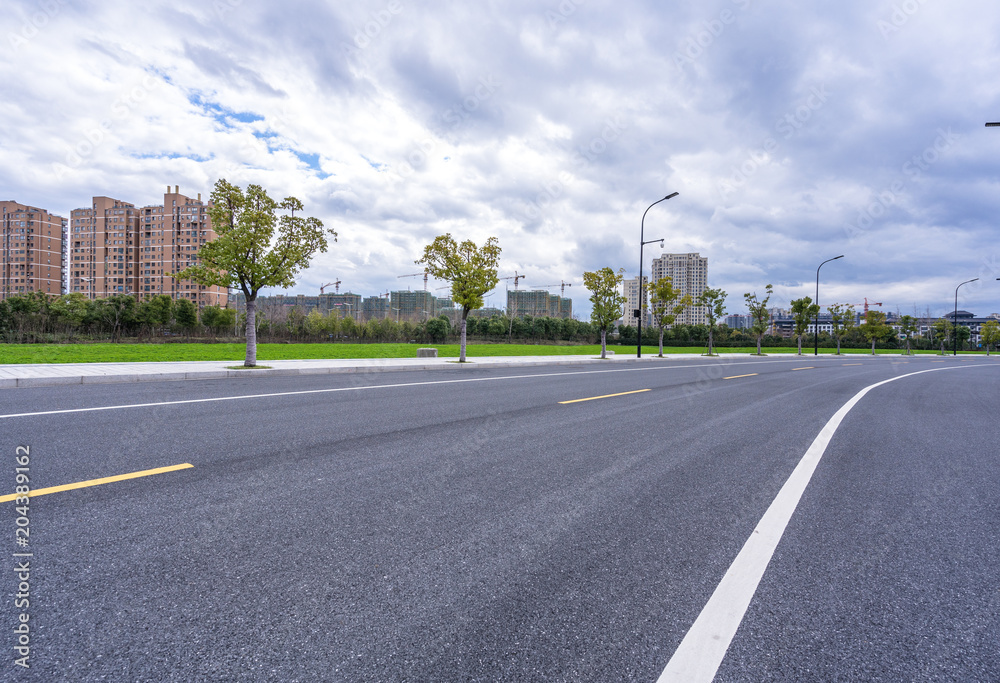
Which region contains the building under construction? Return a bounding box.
[506,289,573,319]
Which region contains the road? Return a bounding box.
[1,355,998,681]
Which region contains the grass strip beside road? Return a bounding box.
[0,343,978,365]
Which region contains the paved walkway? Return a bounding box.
[0,351,933,389]
[0,351,697,389]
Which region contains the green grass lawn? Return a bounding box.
[0,342,984,364]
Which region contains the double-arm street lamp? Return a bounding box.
[638,192,679,358]
[953,278,978,355]
[814,255,844,355]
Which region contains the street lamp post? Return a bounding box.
[638,192,678,358]
[953,278,978,355]
[814,255,844,355]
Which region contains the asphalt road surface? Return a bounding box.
[2,355,998,681]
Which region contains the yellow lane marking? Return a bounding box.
[842,363,863,366]
[0,463,194,503]
[792,367,815,371]
[559,389,651,404]
[723,373,759,380]
[931,360,945,363]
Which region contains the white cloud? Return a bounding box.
[4,0,1000,318]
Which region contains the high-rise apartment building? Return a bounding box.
[69,196,139,299]
[69,186,226,307]
[138,186,225,307]
[1,201,65,299]
[390,289,436,321]
[650,252,708,325]
[362,295,390,321]
[621,276,648,327]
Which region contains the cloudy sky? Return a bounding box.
[5,0,1000,318]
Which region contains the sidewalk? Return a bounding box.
[0,352,706,389]
[0,351,929,389]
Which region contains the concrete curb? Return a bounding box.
[0,352,939,390]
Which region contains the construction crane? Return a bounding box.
[320,280,341,295]
[841,298,883,314]
[537,281,575,297]
[498,271,527,290]
[397,271,429,290]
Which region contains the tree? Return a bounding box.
[49,293,89,339]
[827,304,855,355]
[583,267,626,359]
[897,314,918,355]
[697,288,727,356]
[648,276,691,357]
[174,298,198,337]
[304,309,327,338]
[743,284,773,355]
[790,296,820,355]
[980,319,1000,356]
[98,294,138,342]
[955,324,971,352]
[173,179,336,366]
[417,234,501,362]
[931,318,952,355]
[138,294,174,339]
[859,309,891,355]
[201,305,237,335]
[425,316,449,343]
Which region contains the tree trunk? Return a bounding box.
[756,335,762,355]
[600,329,607,359]
[245,297,258,367]
[460,309,469,362]
[708,326,714,355]
[906,338,911,355]
[871,339,876,355]
[797,334,802,355]
[836,337,841,354]
[658,327,664,357]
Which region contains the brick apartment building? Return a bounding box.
[69,186,226,308]
[1,201,66,300]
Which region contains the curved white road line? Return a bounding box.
[657,364,990,682]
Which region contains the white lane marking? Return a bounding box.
[0,357,850,420]
[657,364,990,683]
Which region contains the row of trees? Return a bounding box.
[6,179,997,363]
[0,289,607,345]
[0,291,218,343]
[582,271,1000,358]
